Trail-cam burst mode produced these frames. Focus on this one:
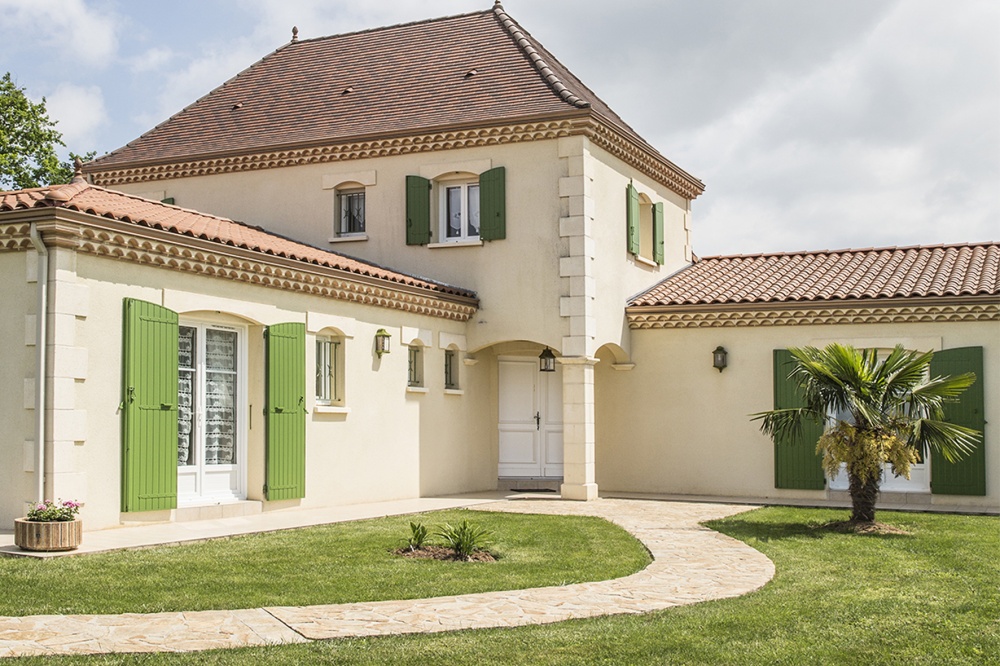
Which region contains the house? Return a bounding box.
[1,3,996,531]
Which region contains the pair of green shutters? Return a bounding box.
[772,347,986,495]
[626,183,665,265]
[121,298,306,512]
[406,167,506,245]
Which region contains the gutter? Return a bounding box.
[28,224,48,503]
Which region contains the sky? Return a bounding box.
[1,0,997,256]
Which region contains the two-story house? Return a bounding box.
[1,2,996,531]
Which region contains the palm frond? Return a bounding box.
[750,407,825,445]
[909,419,982,463]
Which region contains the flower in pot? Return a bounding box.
[14,499,83,552]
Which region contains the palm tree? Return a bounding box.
[752,344,980,525]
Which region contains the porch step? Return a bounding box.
[173,500,263,523]
[498,478,561,493]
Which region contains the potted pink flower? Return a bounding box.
[14,499,83,552]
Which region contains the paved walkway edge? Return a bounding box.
[0,499,775,658]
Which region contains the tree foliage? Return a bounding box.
[0,72,93,190]
[752,343,979,524]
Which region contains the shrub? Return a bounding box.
[435,520,492,560]
[407,521,429,551]
[26,499,81,522]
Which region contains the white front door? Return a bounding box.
[177,322,247,505]
[498,358,563,478]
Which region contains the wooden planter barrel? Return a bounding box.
[14,518,83,552]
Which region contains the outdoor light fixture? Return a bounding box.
[712,346,728,372]
[539,347,556,373]
[375,329,391,358]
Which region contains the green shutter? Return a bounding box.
[265,322,306,500]
[773,349,826,490]
[626,183,640,255]
[652,202,665,265]
[121,298,179,512]
[406,175,431,245]
[930,347,986,496]
[479,166,506,241]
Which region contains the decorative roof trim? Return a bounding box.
[626,297,1000,329]
[0,213,477,321]
[86,116,705,200]
[492,3,589,109]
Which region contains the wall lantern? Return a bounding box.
[539,347,556,373]
[712,346,728,372]
[375,329,392,358]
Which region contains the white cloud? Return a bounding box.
[44,84,108,154]
[0,0,119,67]
[129,47,175,74]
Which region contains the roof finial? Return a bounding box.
[71,157,85,183]
[291,26,299,42]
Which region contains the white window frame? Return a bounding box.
[315,334,345,406]
[438,179,480,243]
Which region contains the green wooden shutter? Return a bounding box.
[773,349,826,490]
[406,175,431,245]
[626,183,640,254]
[479,166,506,241]
[121,298,179,512]
[930,347,986,495]
[265,322,306,500]
[652,202,665,265]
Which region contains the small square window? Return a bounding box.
[316,335,344,405]
[336,189,365,237]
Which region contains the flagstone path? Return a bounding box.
[0,498,774,658]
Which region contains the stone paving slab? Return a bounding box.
[0,498,774,657]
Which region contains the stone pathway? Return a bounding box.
[0,499,774,658]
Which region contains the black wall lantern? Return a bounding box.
[375,328,391,358]
[712,346,728,372]
[539,347,556,372]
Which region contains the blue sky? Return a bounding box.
[1,0,997,256]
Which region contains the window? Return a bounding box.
[408,345,423,388]
[336,189,365,237]
[441,181,480,242]
[315,334,344,405]
[626,183,664,265]
[444,349,459,390]
[405,167,505,245]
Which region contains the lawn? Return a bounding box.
[0,509,650,616]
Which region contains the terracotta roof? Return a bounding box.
[629,243,1000,307]
[0,179,476,299]
[87,3,667,172]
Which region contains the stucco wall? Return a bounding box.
[595,320,1000,510]
[0,250,40,527]
[115,140,569,353]
[63,251,494,529]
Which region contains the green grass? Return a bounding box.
[9,506,998,665]
[0,509,650,616]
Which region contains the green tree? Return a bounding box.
[752,344,980,525]
[0,72,92,189]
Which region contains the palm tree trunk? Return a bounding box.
[848,472,880,523]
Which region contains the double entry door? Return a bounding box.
[498,358,563,478]
[177,322,247,504]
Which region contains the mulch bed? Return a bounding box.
[393,545,496,562]
[821,520,911,535]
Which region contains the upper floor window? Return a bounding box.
[442,181,480,242]
[444,349,459,390]
[316,334,345,405]
[336,188,365,237]
[626,182,664,265]
[405,167,505,246]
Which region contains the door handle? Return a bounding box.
[535,412,541,430]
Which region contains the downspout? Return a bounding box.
[29,224,48,503]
